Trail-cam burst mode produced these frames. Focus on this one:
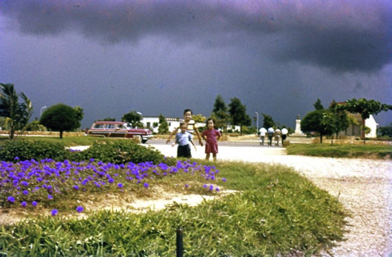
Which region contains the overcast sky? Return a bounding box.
[1,0,391,129]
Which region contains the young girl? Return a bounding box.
[201,118,221,161]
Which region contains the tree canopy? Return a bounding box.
[211,95,229,131]
[228,97,251,134]
[121,111,142,128]
[39,103,81,139]
[301,109,334,143]
[158,114,169,134]
[262,113,275,129]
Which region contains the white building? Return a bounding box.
[338,113,378,138]
[140,116,241,133]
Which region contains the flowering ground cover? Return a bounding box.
[1,158,224,216]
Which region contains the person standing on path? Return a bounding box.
[281,127,288,145]
[274,128,281,146]
[259,127,267,145]
[171,123,196,158]
[201,118,221,161]
[267,127,274,146]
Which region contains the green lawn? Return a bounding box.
[0,137,351,256]
[287,143,392,159]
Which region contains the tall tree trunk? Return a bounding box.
[60,131,63,139]
[319,134,323,143]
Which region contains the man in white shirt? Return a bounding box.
[259,127,267,145]
[281,127,288,145]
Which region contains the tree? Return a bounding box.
[25,119,47,132]
[301,109,334,143]
[228,97,252,135]
[0,83,33,139]
[343,98,391,144]
[193,114,206,123]
[314,98,324,110]
[39,103,80,139]
[378,123,392,137]
[212,95,229,132]
[262,113,275,129]
[98,117,116,121]
[74,106,84,122]
[327,100,350,140]
[158,114,169,134]
[121,111,142,128]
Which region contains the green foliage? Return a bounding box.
[158,114,169,134]
[262,113,275,128]
[313,98,324,110]
[71,140,176,165]
[0,139,176,165]
[212,95,229,131]
[73,106,84,121]
[0,140,67,162]
[286,143,392,159]
[39,103,81,139]
[301,109,333,143]
[121,111,142,128]
[228,97,252,134]
[0,83,33,140]
[378,123,392,137]
[24,119,47,131]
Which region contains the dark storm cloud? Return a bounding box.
[1,0,391,73]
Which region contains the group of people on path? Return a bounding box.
[259,126,288,146]
[166,109,221,161]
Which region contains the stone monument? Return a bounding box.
[293,115,305,136]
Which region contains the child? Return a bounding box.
[166,109,203,146]
[201,118,221,161]
[172,123,197,158]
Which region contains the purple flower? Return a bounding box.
[51,209,58,216]
[22,190,29,195]
[76,206,84,213]
[48,194,53,200]
[21,201,27,207]
[32,201,38,207]
[222,178,227,182]
[209,185,214,191]
[143,183,149,188]
[216,187,220,192]
[73,185,79,190]
[117,183,123,188]
[108,178,114,184]
[14,157,20,161]
[185,184,189,188]
[7,196,15,203]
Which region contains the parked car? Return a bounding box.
[86,121,153,143]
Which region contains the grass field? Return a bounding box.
[286,143,392,159]
[0,137,350,256]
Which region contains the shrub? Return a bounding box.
[69,140,176,165]
[0,140,67,162]
[0,140,176,165]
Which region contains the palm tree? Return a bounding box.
[0,83,33,139]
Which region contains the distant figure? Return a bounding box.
[259,127,267,145]
[267,127,274,146]
[281,127,288,145]
[166,109,203,146]
[274,128,281,146]
[171,123,197,158]
[201,118,221,161]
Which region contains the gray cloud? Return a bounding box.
[1,0,391,73]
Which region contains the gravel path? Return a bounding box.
[150,144,392,256]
